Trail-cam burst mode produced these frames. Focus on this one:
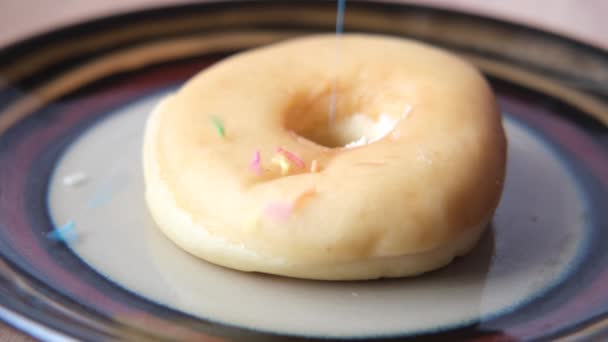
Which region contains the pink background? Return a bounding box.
[0,0,606,340]
[1,0,607,49]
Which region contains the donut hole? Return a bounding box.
[284,90,404,148]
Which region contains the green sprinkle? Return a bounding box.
[210,116,225,138]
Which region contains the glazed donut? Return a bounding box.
[143,34,506,280]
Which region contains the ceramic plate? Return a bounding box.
[1,1,607,340]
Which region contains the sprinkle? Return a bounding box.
[293,188,317,209]
[210,116,225,138]
[47,221,77,242]
[310,160,319,173]
[276,147,305,169]
[250,150,262,174]
[272,154,291,175]
[264,202,294,221]
[63,172,87,187]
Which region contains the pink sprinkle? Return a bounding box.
[264,202,294,221]
[277,147,305,169]
[250,150,262,174]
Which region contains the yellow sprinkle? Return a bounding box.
[272,154,291,175]
[310,160,319,173]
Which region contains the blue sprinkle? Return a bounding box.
[47,221,77,242]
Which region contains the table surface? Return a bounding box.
[0,0,606,340]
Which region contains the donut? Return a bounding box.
[143,34,507,280]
